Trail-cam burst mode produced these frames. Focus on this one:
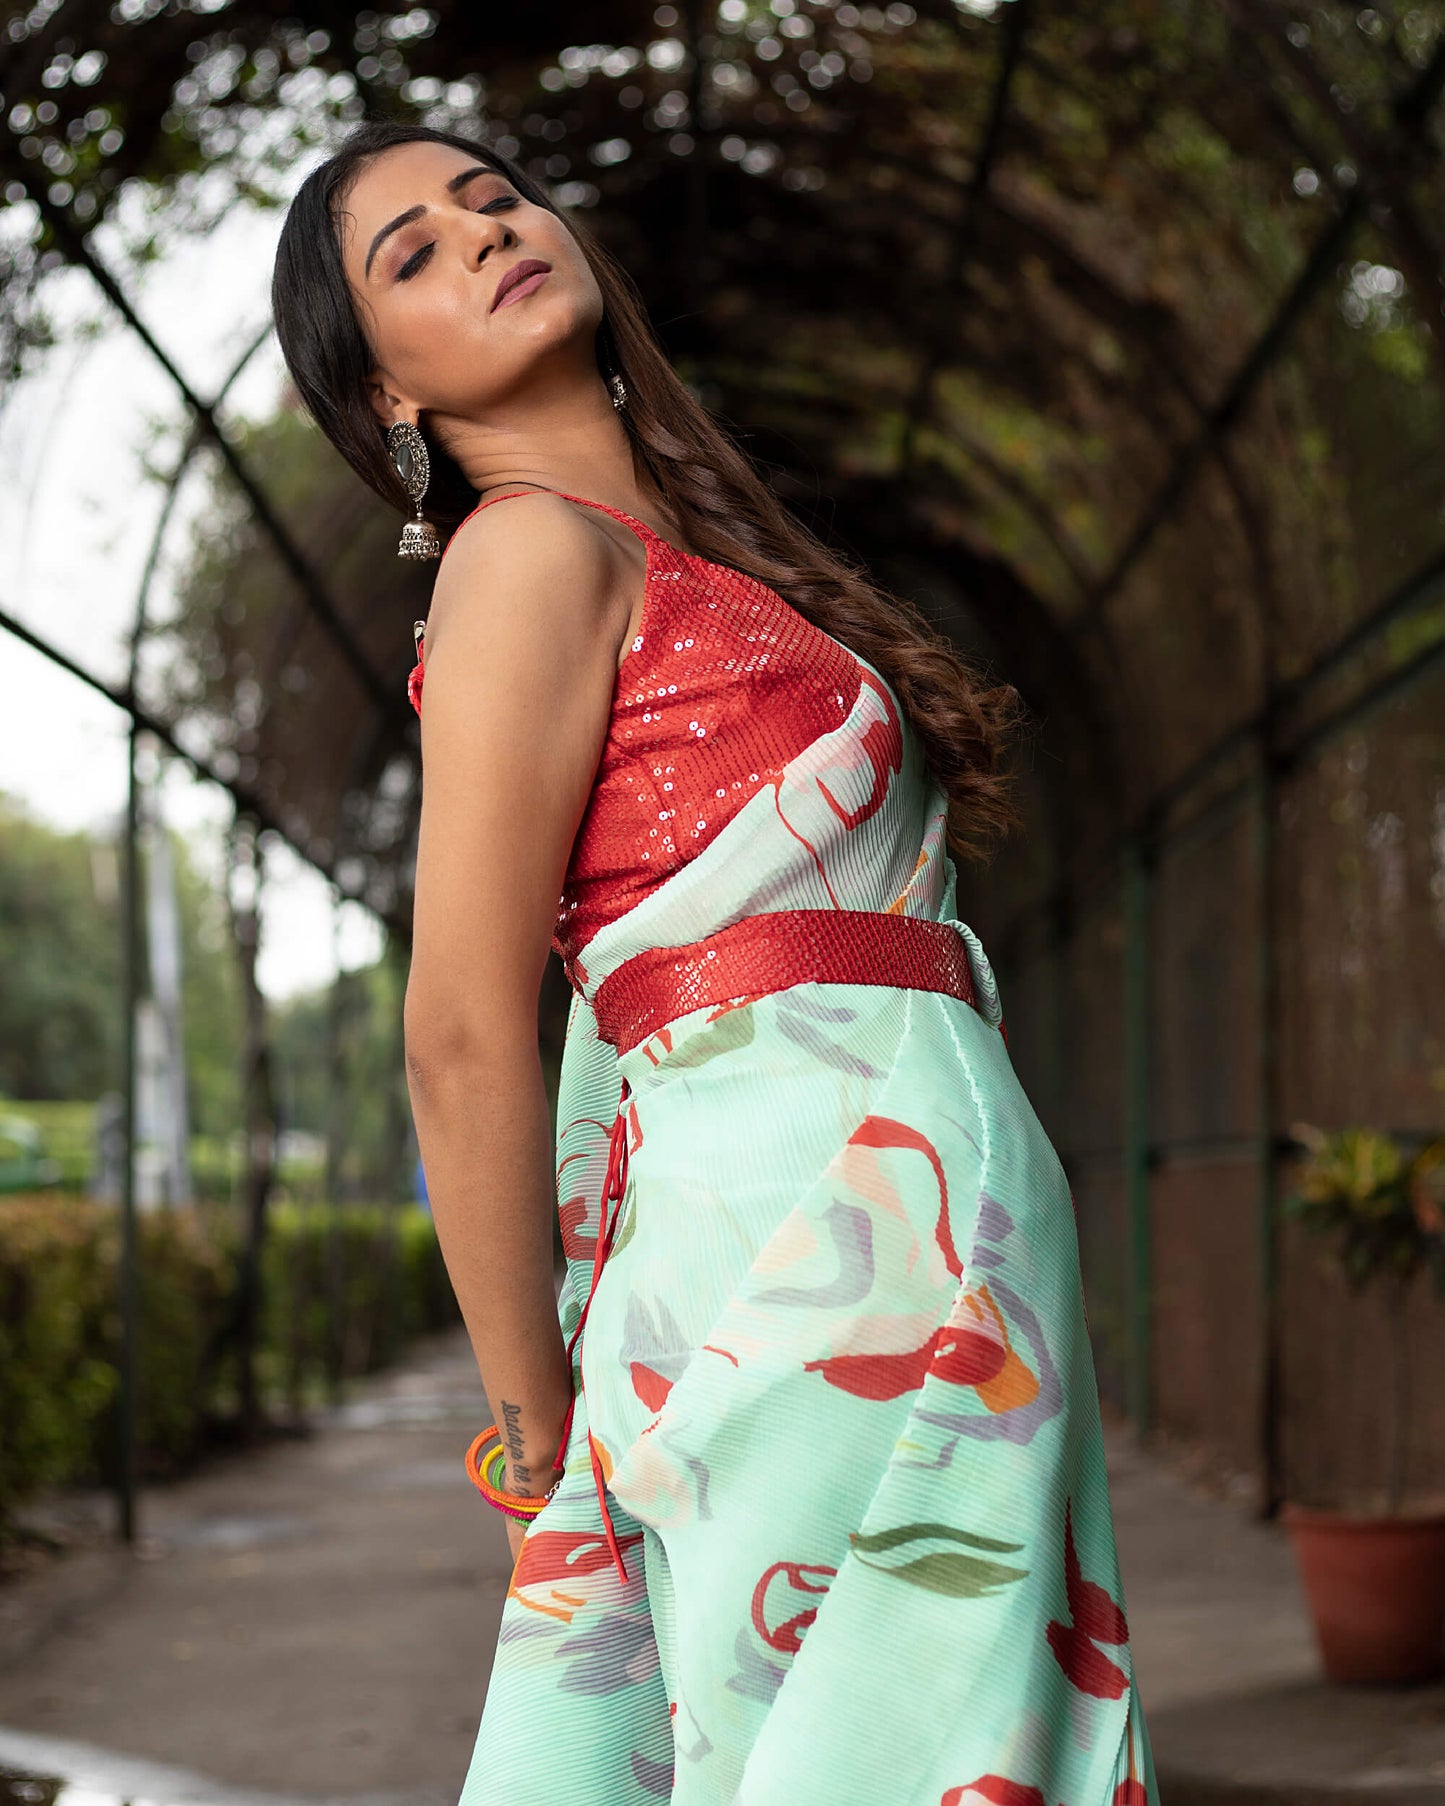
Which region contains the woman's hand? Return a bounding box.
[503,1466,563,1570]
[404,497,620,1593]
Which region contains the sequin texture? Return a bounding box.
[407,487,864,981]
[591,906,979,1056]
[554,512,863,977]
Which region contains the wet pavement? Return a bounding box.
[2,1321,1445,1804]
[0,1328,504,1806]
[0,1735,378,1806]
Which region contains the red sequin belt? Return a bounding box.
[556,906,981,1586]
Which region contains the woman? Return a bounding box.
[272,118,1159,1806]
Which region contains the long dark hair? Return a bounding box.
[272,119,1020,859]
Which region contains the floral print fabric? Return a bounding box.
[445,497,1159,1805]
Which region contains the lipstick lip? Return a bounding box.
[491,258,552,312]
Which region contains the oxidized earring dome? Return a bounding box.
[387,420,441,560]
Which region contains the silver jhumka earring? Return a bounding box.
[609,372,628,411]
[388,420,441,561]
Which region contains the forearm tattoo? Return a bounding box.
[500,1398,533,1488]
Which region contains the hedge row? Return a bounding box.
[0,1196,460,1535]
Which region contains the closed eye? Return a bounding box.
[396,197,518,282]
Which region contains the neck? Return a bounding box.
[431,365,654,522]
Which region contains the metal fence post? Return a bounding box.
[116,720,141,1543]
[1123,835,1153,1439]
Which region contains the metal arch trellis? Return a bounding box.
[959,32,1445,1504]
[34,194,407,727]
[126,316,272,704]
[852,13,1445,816]
[828,18,1445,1509]
[855,0,1129,925]
[3,0,1443,1534]
[872,16,1445,717]
[632,0,1434,1500]
[0,202,415,914]
[894,0,1036,486]
[0,183,421,1546]
[1071,33,1445,649]
[980,515,1445,1496]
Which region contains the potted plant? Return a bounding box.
[1280,1125,1445,1684]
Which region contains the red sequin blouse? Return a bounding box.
[408,489,865,986]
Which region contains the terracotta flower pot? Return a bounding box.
[1282,1501,1445,1684]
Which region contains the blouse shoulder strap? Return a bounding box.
[435,487,553,579]
[438,485,660,580]
[547,490,660,554]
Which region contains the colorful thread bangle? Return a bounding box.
[465,1425,563,1523]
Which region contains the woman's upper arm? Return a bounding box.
[403,500,624,1067]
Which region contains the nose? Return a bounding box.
[468,213,514,268]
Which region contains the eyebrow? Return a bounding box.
[364,164,499,280]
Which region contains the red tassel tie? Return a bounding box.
[552,1075,633,1585]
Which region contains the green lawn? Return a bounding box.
[0,1100,326,1199]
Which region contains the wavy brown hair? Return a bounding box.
[272,119,1020,861]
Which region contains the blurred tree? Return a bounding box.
[0,792,121,1102]
[0,790,240,1129]
[270,939,414,1201]
[172,815,243,1138]
[225,809,275,1436]
[271,974,330,1142]
[268,924,573,1204]
[156,401,424,925]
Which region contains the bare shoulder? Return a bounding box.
[423,490,627,670]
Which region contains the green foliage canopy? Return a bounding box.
[4,0,1444,927]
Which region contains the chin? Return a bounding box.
[490,316,599,385]
[501,295,582,341]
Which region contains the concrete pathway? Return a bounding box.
[0,1327,505,1806]
[2,1322,1445,1804]
[1110,1419,1445,1804]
